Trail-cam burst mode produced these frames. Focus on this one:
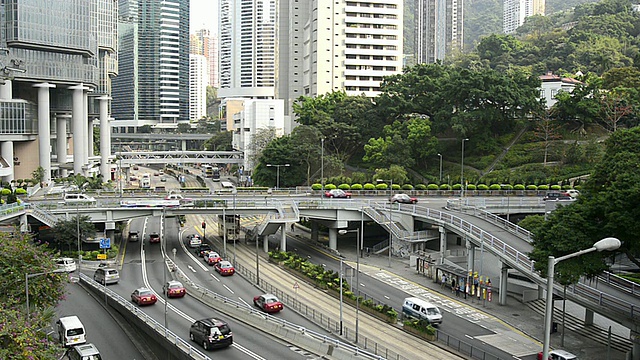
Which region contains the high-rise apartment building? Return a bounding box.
[219,0,277,98]
[415,0,464,63]
[0,0,117,184]
[300,0,404,98]
[113,0,190,123]
[503,0,545,34]
[191,29,219,88]
[189,54,208,120]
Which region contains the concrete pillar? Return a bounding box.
[34,83,56,186]
[280,224,287,252]
[584,308,594,326]
[466,240,475,273]
[69,84,89,175]
[0,79,12,99]
[88,118,95,157]
[181,140,187,151]
[328,228,337,250]
[439,226,447,265]
[311,222,319,242]
[98,97,111,180]
[1,141,14,183]
[631,326,640,360]
[499,261,509,305]
[19,213,28,233]
[56,114,70,169]
[82,89,90,169]
[263,234,269,253]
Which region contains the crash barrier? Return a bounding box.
[79,273,211,360]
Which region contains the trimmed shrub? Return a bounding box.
[376,183,388,190]
[311,183,322,190]
[351,183,363,190]
[452,184,461,190]
[477,184,489,190]
[538,185,549,190]
[15,188,27,195]
[401,184,414,190]
[338,183,351,190]
[489,184,501,190]
[325,183,337,190]
[526,184,538,190]
[467,184,477,190]
[550,185,562,190]
[427,184,439,190]
[439,184,451,190]
[501,184,513,190]
[363,183,376,190]
[392,184,401,190]
[415,184,427,190]
[513,184,525,190]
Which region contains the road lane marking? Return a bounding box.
[187,265,196,273]
[210,273,220,282]
[223,284,234,294]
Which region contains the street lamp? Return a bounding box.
[377,179,393,267]
[461,138,469,197]
[437,153,443,184]
[266,164,290,190]
[321,138,324,203]
[339,225,363,343]
[26,269,66,316]
[541,237,621,360]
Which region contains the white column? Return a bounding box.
[98,97,111,181]
[88,118,95,158]
[69,84,89,175]
[34,83,56,186]
[82,89,91,170]
[1,141,14,183]
[0,80,12,99]
[280,225,287,252]
[56,114,70,167]
[328,228,338,250]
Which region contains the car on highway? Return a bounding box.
[93,268,119,285]
[565,189,580,198]
[189,318,233,350]
[131,287,157,306]
[543,191,572,201]
[162,280,186,298]
[253,293,284,313]
[324,189,352,198]
[160,176,167,182]
[128,230,140,242]
[188,234,202,248]
[214,260,235,276]
[537,349,578,360]
[55,257,77,273]
[149,232,160,243]
[63,193,96,205]
[390,193,418,204]
[204,251,222,266]
[196,244,212,257]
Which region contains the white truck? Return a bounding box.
[119,199,180,208]
[140,173,151,189]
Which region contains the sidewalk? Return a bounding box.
[329,238,629,360]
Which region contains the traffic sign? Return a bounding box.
[293,281,300,290]
[99,238,111,249]
[97,254,107,260]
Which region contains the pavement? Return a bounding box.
[310,228,632,360]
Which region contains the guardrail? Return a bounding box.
[79,273,211,360]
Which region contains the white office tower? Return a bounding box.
[503,0,545,34]
[219,0,277,98]
[189,54,208,120]
[301,0,403,98]
[415,0,464,63]
[191,29,219,88]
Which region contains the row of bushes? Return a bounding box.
[312,183,580,191]
[269,251,398,321]
[61,248,119,261]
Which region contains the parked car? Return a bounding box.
[149,232,160,243]
[543,191,572,201]
[55,257,77,273]
[128,230,140,242]
[204,251,222,266]
[189,234,202,248]
[189,318,233,350]
[196,244,212,257]
[93,268,119,285]
[537,349,578,360]
[131,287,157,306]
[324,189,352,198]
[162,280,186,298]
[390,193,418,204]
[253,294,284,313]
[214,260,235,276]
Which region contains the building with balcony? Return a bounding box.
[415,0,464,63]
[503,0,545,34]
[189,54,208,121]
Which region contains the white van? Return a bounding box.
[402,297,443,325]
[55,257,77,272]
[63,193,96,205]
[56,316,86,347]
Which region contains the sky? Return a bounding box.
[190,0,218,33]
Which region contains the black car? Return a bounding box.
[543,191,572,201]
[196,244,212,257]
[189,318,233,350]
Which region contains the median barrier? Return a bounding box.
[79,273,210,360]
[172,264,383,360]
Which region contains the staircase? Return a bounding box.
[25,203,60,227]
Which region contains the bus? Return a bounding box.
[202,165,213,178]
[212,167,220,181]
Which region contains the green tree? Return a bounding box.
[0,232,65,359]
[177,123,192,133]
[32,166,45,186]
[51,215,96,252]
[139,124,152,133]
[203,131,232,151]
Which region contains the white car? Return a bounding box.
[55,257,77,273]
[565,189,580,198]
[189,234,202,248]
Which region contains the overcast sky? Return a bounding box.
[190,0,218,33]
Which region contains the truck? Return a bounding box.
[140,173,151,189]
[119,199,180,208]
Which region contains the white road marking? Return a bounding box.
[223,284,234,294]
[210,273,220,282]
[187,265,196,273]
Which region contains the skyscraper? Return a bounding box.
[189,54,208,120]
[415,0,464,63]
[113,0,190,123]
[191,29,219,88]
[503,0,545,34]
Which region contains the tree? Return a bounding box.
[248,127,278,168]
[32,166,45,187]
[533,112,562,164]
[0,232,65,359]
[177,123,192,133]
[51,215,96,252]
[598,92,632,132]
[139,124,152,133]
[203,131,232,151]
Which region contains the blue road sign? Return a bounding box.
[100,238,111,249]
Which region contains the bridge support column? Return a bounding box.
[1,141,14,183]
[56,113,70,175]
[631,326,640,360]
[98,96,111,180]
[499,261,509,305]
[34,83,56,186]
[280,224,287,252]
[584,308,594,326]
[466,240,475,274]
[19,213,28,233]
[438,226,447,265]
[70,84,90,175]
[263,234,269,253]
[328,228,337,251]
[310,222,319,242]
[181,140,187,151]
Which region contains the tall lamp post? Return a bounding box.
[377,179,393,267]
[541,237,621,360]
[437,153,443,184]
[26,269,66,316]
[266,163,290,190]
[461,138,469,197]
[321,138,324,203]
[339,225,362,343]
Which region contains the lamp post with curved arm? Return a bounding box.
[377,179,393,267]
[461,138,469,197]
[266,163,289,190]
